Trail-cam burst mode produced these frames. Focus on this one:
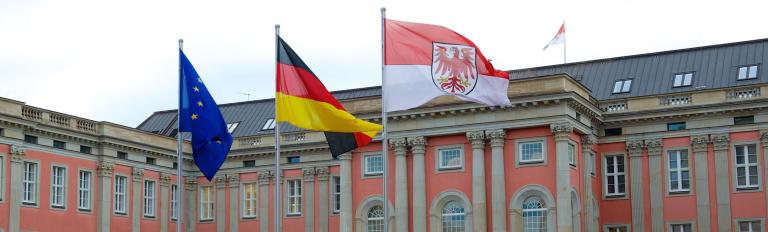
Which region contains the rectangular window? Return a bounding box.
[53,140,66,149]
[738,65,759,80]
[287,180,302,215]
[114,175,127,214]
[604,128,622,136]
[287,156,300,164]
[80,145,92,154]
[143,180,156,217]
[612,79,632,94]
[146,157,156,165]
[673,72,694,87]
[738,220,762,232]
[51,165,66,208]
[24,135,38,144]
[667,122,686,131]
[171,185,178,220]
[22,162,38,205]
[200,186,214,220]
[668,150,690,193]
[438,148,463,170]
[243,160,256,167]
[589,153,595,176]
[670,223,693,232]
[78,170,92,210]
[735,144,759,190]
[606,225,629,232]
[117,151,128,160]
[604,155,626,197]
[364,154,384,175]
[262,118,277,130]
[242,183,257,218]
[519,141,544,163]
[227,122,240,134]
[332,176,341,213]
[568,143,576,166]
[734,116,755,125]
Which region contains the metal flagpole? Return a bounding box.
[176,39,185,232]
[274,24,282,232]
[380,7,390,232]
[563,21,567,64]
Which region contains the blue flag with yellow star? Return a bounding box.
[179,49,233,181]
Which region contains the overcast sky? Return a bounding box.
[2,0,767,127]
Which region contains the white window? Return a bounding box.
[332,176,341,213]
[441,201,466,232]
[673,73,693,87]
[738,65,759,80]
[604,155,626,197]
[438,148,463,170]
[114,176,128,214]
[364,154,384,175]
[735,144,759,190]
[606,225,629,232]
[738,220,762,232]
[51,165,66,208]
[22,162,38,205]
[668,150,691,193]
[519,141,544,163]
[200,186,214,220]
[144,180,156,217]
[287,180,302,215]
[612,79,632,94]
[367,205,384,232]
[78,170,92,210]
[171,185,178,220]
[522,196,547,231]
[568,143,576,166]
[242,183,257,218]
[262,118,276,130]
[670,223,693,232]
[227,122,239,134]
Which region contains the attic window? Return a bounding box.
[612,79,632,94]
[262,119,277,130]
[227,122,240,134]
[738,65,759,80]
[673,72,693,87]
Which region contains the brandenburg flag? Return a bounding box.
[276,36,382,157]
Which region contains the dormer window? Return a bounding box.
[226,122,239,134]
[612,79,632,94]
[262,118,276,130]
[673,72,693,87]
[738,65,759,80]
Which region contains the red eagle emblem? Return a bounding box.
[432,43,478,95]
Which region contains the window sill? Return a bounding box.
[517,160,546,168]
[114,212,128,217]
[241,216,257,221]
[285,213,302,218]
[199,219,214,223]
[143,215,156,220]
[77,208,92,213]
[735,187,761,193]
[603,194,628,200]
[667,190,692,197]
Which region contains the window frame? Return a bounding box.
[735,218,765,232]
[199,185,215,221]
[22,161,40,206]
[143,180,156,218]
[666,149,691,194]
[241,182,258,219]
[24,134,38,144]
[604,224,631,232]
[226,122,240,134]
[77,169,93,212]
[114,175,129,215]
[734,115,755,125]
[362,153,384,177]
[521,196,548,231]
[612,79,633,94]
[568,142,576,167]
[589,152,596,176]
[441,200,467,232]
[53,140,66,149]
[668,222,695,232]
[332,176,341,214]
[672,72,694,88]
[737,64,759,80]
[79,145,92,154]
[436,146,464,171]
[50,164,67,209]
[667,122,687,131]
[515,137,547,166]
[286,179,302,216]
[732,143,761,191]
[262,118,277,130]
[171,184,178,220]
[603,153,627,199]
[0,155,4,202]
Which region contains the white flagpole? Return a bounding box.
[176,38,185,232]
[273,24,282,232]
[563,21,567,64]
[380,7,390,232]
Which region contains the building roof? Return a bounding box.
[138,38,768,137]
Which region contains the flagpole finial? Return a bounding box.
[275,24,280,29]
[178,39,184,50]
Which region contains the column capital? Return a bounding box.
[711,133,730,151]
[227,175,240,187]
[390,137,408,155]
[645,138,662,157]
[487,129,506,147]
[408,136,427,155]
[550,123,573,141]
[258,171,272,186]
[760,130,768,147]
[581,135,597,148]
[691,135,710,152]
[316,167,330,181]
[185,177,198,190]
[466,130,485,148]
[303,167,316,182]
[215,175,227,188]
[132,168,144,182]
[626,139,644,158]
[338,152,352,161]
[96,160,114,177]
[159,173,172,187]
[9,144,25,163]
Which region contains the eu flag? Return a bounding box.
[179,49,233,181]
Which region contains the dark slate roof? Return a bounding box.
[138,38,768,137]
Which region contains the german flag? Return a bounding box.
[276,36,382,157]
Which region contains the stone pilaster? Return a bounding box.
[712,133,731,232]
[551,123,573,232]
[762,131,768,229]
[645,138,664,232]
[9,145,25,232]
[303,167,316,232]
[185,177,198,232]
[581,135,597,232]
[692,135,712,232]
[132,168,144,232]
[408,136,427,232]
[486,129,507,232]
[626,139,644,232]
[258,171,272,232]
[159,174,172,232]
[339,153,353,232]
[96,160,114,232]
[227,175,239,232]
[316,167,330,232]
[466,130,487,232]
[390,137,409,232]
[215,175,227,232]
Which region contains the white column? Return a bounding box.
[466,131,487,232]
[228,175,240,232]
[712,133,732,232]
[303,167,316,232]
[408,136,427,232]
[215,175,226,232]
[391,137,409,232]
[487,129,507,232]
[551,123,573,232]
[96,160,114,232]
[692,135,712,232]
[339,153,353,232]
[160,174,172,232]
[626,140,644,232]
[185,177,198,232]
[258,172,272,232]
[132,168,144,232]
[580,135,597,232]
[8,145,25,232]
[645,139,664,232]
[762,131,768,229]
[317,167,331,232]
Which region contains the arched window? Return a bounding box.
[441,201,466,232]
[367,205,384,232]
[571,192,580,232]
[522,196,547,232]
